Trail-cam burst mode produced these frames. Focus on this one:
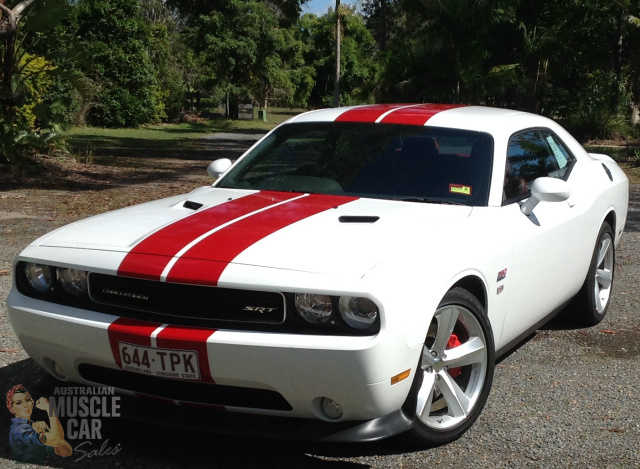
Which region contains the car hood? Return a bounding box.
[32,188,472,283]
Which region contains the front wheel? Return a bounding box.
[404,287,495,447]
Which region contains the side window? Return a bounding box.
[504,129,575,203]
[542,132,573,179]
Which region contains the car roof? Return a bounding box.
[286,104,555,137]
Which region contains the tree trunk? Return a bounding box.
[454,45,460,103]
[612,7,624,111]
[379,0,387,51]
[229,94,239,120]
[333,0,341,108]
[1,34,17,119]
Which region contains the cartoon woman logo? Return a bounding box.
[6,384,72,463]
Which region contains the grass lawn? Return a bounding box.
[63,108,304,161]
[584,143,640,184]
[59,109,640,184]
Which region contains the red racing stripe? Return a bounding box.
[108,317,162,369]
[379,104,465,125]
[167,194,358,285]
[155,325,216,383]
[117,192,298,280]
[107,317,217,383]
[334,103,465,124]
[335,104,409,123]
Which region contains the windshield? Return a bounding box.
[216,122,494,206]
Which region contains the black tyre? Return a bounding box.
[571,222,615,327]
[404,287,495,447]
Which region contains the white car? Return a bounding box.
[7,104,629,446]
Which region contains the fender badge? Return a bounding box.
[497,268,508,282]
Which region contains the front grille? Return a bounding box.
[16,261,379,335]
[78,364,292,411]
[88,273,285,324]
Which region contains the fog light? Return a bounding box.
[44,357,66,380]
[320,397,343,420]
[54,363,66,379]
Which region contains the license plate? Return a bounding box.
[118,342,201,381]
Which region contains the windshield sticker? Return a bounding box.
[449,184,472,196]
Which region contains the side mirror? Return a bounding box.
[520,177,570,216]
[207,158,232,178]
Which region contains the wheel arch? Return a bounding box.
[449,275,487,311]
[603,209,616,242]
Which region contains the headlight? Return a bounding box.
[339,296,378,330]
[24,263,53,292]
[56,268,88,297]
[295,293,333,324]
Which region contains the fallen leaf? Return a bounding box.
[605,428,624,434]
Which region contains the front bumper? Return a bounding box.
[8,288,420,426]
[31,373,414,442]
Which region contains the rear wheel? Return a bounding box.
[571,222,615,326]
[404,287,495,447]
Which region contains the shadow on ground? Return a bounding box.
[0,359,420,469]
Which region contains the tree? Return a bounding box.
[362,0,403,52]
[333,0,341,107]
[64,0,158,127]
[0,0,72,167]
[141,0,189,121]
[367,0,639,137]
[1,0,41,125]
[177,0,313,117]
[378,0,518,104]
[620,0,640,125]
[304,7,377,108]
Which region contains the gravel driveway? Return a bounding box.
[1,147,638,468]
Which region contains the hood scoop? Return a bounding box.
[338,215,380,224]
[183,201,204,211]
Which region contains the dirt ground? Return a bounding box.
[1,146,639,468]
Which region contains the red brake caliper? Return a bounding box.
[446,333,462,378]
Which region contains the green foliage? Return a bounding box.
[369,0,640,138]
[0,0,73,168]
[24,0,73,33]
[0,119,64,170]
[302,7,378,108]
[176,0,316,114]
[143,0,189,122]
[3,0,638,148]
[15,54,56,127]
[563,71,631,141]
[65,0,158,127]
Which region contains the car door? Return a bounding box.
[498,129,584,345]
